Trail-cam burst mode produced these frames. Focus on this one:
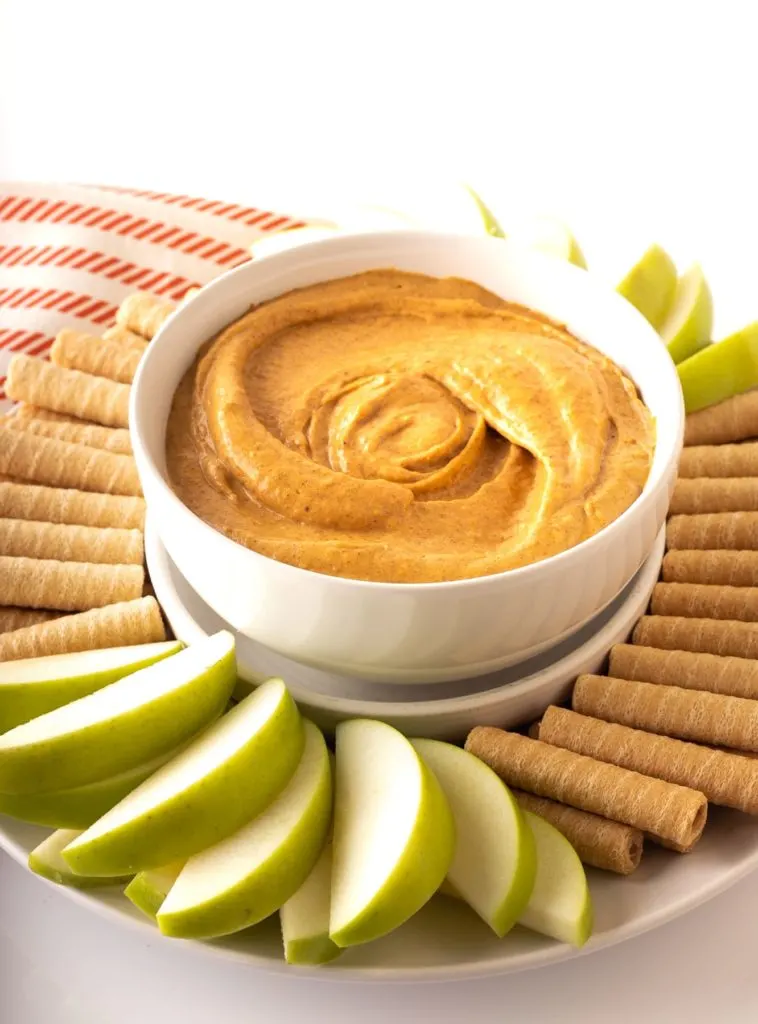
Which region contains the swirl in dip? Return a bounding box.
[166,269,655,583]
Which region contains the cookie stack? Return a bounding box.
[0,293,175,660]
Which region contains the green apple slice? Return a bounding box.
[0,742,190,829]
[63,678,303,876]
[518,811,593,947]
[464,185,505,238]
[617,244,677,329]
[506,215,587,269]
[125,862,184,918]
[280,840,341,965]
[0,641,183,733]
[0,631,236,794]
[330,719,454,948]
[412,738,536,937]
[678,321,758,413]
[29,829,131,889]
[659,263,713,364]
[157,719,331,940]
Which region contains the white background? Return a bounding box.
[2,1,758,1020]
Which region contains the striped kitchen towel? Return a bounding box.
[0,183,315,405]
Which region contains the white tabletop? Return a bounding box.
[2,0,758,1019]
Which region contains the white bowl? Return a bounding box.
[147,520,665,739]
[131,231,683,683]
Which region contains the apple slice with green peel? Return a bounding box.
[617,244,677,329]
[0,641,183,733]
[678,321,758,413]
[330,719,454,948]
[29,829,131,889]
[518,811,593,947]
[63,678,303,876]
[0,631,236,795]
[280,840,341,965]
[412,738,536,937]
[506,215,587,269]
[464,185,505,238]
[125,862,184,918]
[0,741,191,829]
[157,719,331,940]
[660,263,713,364]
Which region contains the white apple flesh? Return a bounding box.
[412,738,536,937]
[125,862,184,918]
[330,719,455,948]
[280,840,341,965]
[157,719,332,940]
[0,631,236,794]
[0,641,183,733]
[518,810,594,947]
[28,829,131,889]
[63,678,304,876]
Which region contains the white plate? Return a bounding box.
[1,808,757,981]
[146,520,666,739]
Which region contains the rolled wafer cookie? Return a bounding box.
[103,324,152,349]
[633,615,758,658]
[670,478,758,514]
[6,355,130,428]
[574,674,758,754]
[464,727,707,851]
[610,644,758,700]
[115,292,175,339]
[685,390,758,446]
[651,582,758,622]
[662,549,758,587]
[512,789,643,874]
[0,556,143,611]
[0,481,145,530]
[51,330,144,384]
[5,412,132,455]
[537,705,758,817]
[0,427,141,496]
[0,607,62,635]
[679,443,758,479]
[9,406,81,426]
[0,596,165,661]
[0,519,143,565]
[667,512,758,551]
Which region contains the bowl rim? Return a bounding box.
[130,229,684,594]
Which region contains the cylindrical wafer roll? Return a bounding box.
[633,614,758,658]
[679,443,758,479]
[115,292,175,339]
[651,582,758,622]
[662,550,758,587]
[5,355,130,428]
[610,644,758,700]
[574,674,758,754]
[0,481,145,530]
[11,406,82,426]
[0,520,143,565]
[0,427,141,496]
[538,705,758,816]
[0,607,62,634]
[0,556,143,611]
[685,390,758,446]
[667,512,758,550]
[51,330,144,384]
[0,596,164,661]
[512,789,643,874]
[102,324,152,349]
[464,728,707,850]
[670,478,758,514]
[5,413,132,455]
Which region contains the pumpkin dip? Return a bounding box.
[166,270,655,583]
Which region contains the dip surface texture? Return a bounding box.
[166,270,655,583]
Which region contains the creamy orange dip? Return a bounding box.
[166,270,655,583]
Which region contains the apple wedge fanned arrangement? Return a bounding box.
[0,632,594,966]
